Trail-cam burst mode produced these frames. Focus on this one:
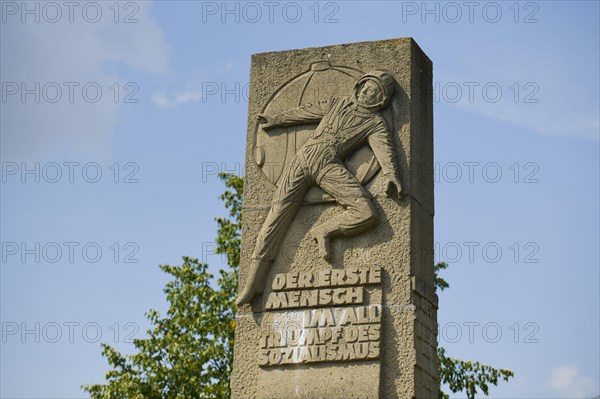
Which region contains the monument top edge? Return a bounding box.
[251,37,427,59]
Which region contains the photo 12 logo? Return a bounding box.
[432,161,540,184]
[439,321,540,344]
[1,242,140,264]
[200,1,340,24]
[400,1,540,24]
[1,82,139,104]
[2,321,140,344]
[433,81,540,104]
[200,161,244,183]
[1,1,140,24]
[433,241,540,264]
[1,162,140,184]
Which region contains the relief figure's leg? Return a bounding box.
[311,163,378,261]
[236,157,309,305]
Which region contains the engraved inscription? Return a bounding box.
[264,266,381,310]
[272,266,381,290]
[258,305,381,366]
[265,286,364,310]
[258,266,382,367]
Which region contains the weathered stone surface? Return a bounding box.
[231,38,436,398]
[257,361,380,399]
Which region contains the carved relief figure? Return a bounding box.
[236,70,403,306]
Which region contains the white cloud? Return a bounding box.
[150,60,236,109]
[548,366,597,398]
[151,89,202,108]
[1,1,169,161]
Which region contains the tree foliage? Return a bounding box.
[82,174,241,399]
[84,173,512,398]
[437,347,514,399]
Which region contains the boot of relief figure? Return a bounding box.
[235,259,270,306]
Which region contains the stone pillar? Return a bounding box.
[231,38,437,398]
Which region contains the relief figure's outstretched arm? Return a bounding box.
[258,98,335,130]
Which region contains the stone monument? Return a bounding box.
[232,38,437,398]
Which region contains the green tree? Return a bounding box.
[83,173,513,398]
[82,174,241,399]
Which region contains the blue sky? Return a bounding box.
[1,1,599,397]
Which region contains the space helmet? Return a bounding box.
[354,70,396,109]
